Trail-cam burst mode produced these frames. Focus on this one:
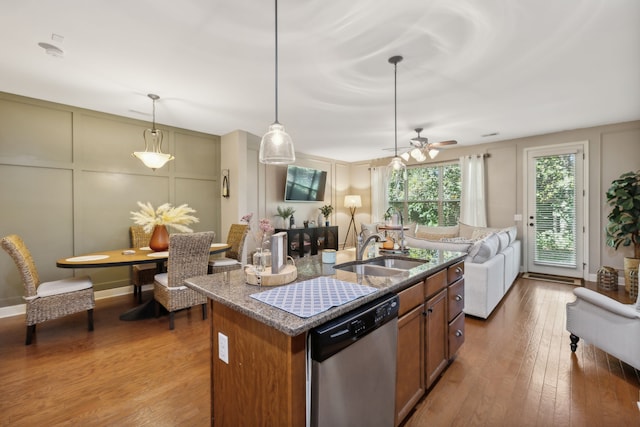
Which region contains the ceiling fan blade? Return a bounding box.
[430,140,457,148]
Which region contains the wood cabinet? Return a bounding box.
[425,288,448,388]
[395,261,465,426]
[275,226,338,258]
[446,261,465,360]
[396,285,425,424]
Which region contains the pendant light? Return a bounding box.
[259,0,295,164]
[386,55,407,184]
[132,94,174,171]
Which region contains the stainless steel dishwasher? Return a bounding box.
[310,293,399,427]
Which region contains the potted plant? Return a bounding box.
[605,170,640,292]
[319,205,333,226]
[275,206,296,229]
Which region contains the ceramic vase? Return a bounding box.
[149,224,170,252]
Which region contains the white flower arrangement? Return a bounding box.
[130,201,199,233]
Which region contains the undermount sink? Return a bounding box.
[333,257,427,277]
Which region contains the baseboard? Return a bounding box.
[521,272,583,286]
[0,284,153,319]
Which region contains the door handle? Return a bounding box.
[529,223,535,227]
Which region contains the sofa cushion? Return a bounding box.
[415,224,459,240]
[404,222,417,238]
[503,226,518,244]
[496,230,511,252]
[404,235,473,253]
[459,220,501,240]
[467,233,500,264]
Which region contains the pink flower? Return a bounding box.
[241,213,273,245]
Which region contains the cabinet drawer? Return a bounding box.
[447,261,464,284]
[425,269,447,299]
[447,279,465,322]
[448,312,465,358]
[398,281,424,317]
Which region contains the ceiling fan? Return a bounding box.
[401,127,457,162]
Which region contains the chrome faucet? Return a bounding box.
[356,233,385,261]
[389,207,406,253]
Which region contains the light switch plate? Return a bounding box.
[218,332,229,364]
[514,214,523,221]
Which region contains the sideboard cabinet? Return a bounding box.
[274,226,338,258]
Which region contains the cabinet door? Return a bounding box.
[396,304,425,426]
[448,311,465,358]
[425,289,448,389]
[447,278,465,322]
[287,230,311,257]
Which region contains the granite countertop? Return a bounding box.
[185,247,465,336]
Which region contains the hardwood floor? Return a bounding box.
[404,278,640,427]
[0,278,638,426]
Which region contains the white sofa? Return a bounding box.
[389,222,521,319]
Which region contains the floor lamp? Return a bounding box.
[342,195,362,249]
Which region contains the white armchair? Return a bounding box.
[566,287,640,370]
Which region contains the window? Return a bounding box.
[388,163,461,226]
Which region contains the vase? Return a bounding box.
[253,236,273,273]
[149,225,169,252]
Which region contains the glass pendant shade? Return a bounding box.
[400,151,410,162]
[132,94,174,171]
[259,122,295,164]
[410,148,426,162]
[260,0,295,164]
[386,156,407,185]
[428,148,440,159]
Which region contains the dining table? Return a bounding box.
[56,243,231,320]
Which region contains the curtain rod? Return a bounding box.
[368,153,490,170]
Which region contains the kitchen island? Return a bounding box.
[185,248,465,426]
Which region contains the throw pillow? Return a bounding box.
[415,224,459,240]
[404,235,473,253]
[360,223,380,239]
[467,233,500,263]
[471,228,493,240]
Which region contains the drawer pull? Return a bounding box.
[455,267,463,276]
[455,330,463,337]
[455,294,463,301]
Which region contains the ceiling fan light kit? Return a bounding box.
[403,127,457,162]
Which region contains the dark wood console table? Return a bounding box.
[275,226,338,258]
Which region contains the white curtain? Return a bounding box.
[460,155,487,227]
[370,167,388,222]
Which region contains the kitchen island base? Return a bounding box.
[210,301,306,426]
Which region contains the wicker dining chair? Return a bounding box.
[1,234,95,345]
[208,224,249,274]
[153,231,214,330]
[129,225,158,303]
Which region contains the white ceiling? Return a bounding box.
[2,0,639,162]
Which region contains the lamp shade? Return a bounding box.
[133,151,173,170]
[132,94,174,171]
[344,195,362,209]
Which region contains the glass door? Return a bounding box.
[525,143,587,279]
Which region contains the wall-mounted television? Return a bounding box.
[284,165,327,202]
